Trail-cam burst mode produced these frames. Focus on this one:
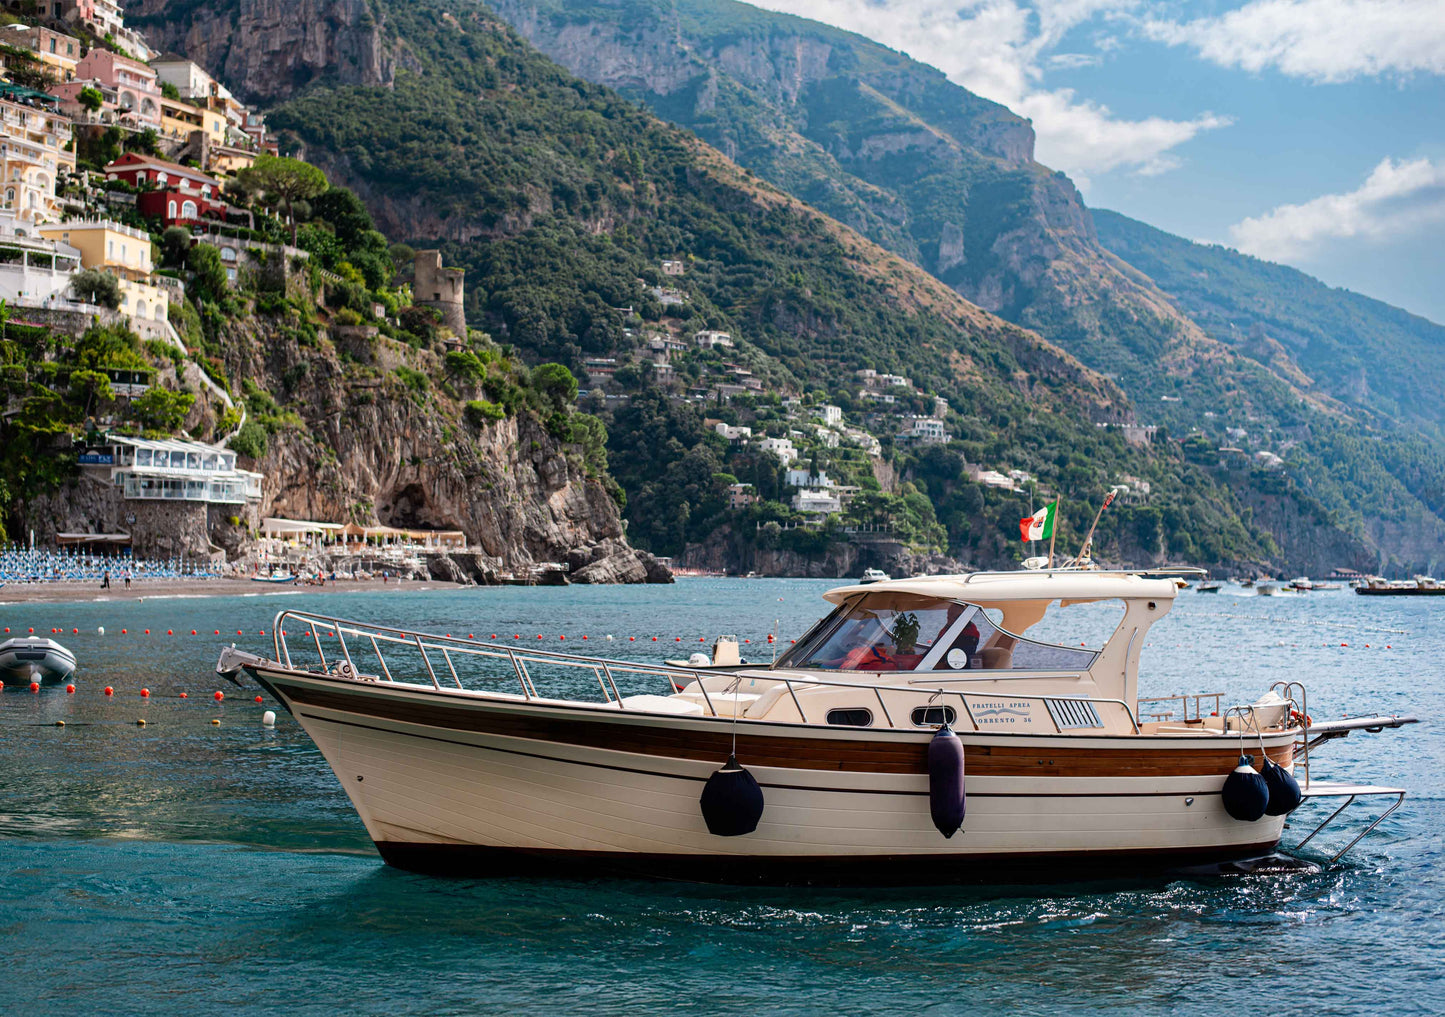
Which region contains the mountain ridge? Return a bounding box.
[478,0,1445,572]
[116,0,1428,574]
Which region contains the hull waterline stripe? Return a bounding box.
[370,841,1286,885]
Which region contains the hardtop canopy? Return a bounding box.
[823,570,1182,607]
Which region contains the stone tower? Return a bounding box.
[413,250,466,337]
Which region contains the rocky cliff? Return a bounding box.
[230,312,668,581]
[20,300,667,584]
[124,0,393,102]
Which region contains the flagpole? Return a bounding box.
[1047,499,1058,569]
[1029,490,1036,559]
[1077,489,1117,562]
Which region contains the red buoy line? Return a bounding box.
[21,620,1402,649]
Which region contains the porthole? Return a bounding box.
[911,705,957,727]
[825,708,873,727]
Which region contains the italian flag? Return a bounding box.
[1019,501,1057,542]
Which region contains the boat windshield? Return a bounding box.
[778,592,1099,674]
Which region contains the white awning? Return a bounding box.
[261,518,344,535]
[109,435,231,456]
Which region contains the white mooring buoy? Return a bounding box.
[262,710,276,728]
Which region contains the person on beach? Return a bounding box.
[124,571,132,590]
[101,569,111,589]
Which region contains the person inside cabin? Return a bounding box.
[923,602,967,654]
[960,620,980,665]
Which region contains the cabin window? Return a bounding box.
[825,708,873,727]
[777,592,1100,674]
[922,605,1097,673]
[911,705,957,727]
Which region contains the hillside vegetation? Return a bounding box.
[240,0,1291,569]
[1094,210,1445,436]
[482,0,1445,573]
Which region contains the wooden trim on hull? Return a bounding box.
[302,710,1267,800]
[272,674,1294,779]
[373,840,1286,886]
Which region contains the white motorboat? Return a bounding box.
[859,568,890,584]
[217,569,1414,884]
[665,635,756,671]
[0,637,77,685]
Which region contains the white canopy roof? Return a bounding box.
[823,570,1183,606]
[110,435,233,457]
[261,518,344,534]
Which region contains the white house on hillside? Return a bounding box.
[757,437,798,465]
[793,489,842,514]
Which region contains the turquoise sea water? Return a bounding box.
[1,579,1440,1016]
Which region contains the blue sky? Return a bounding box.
[749,0,1445,324]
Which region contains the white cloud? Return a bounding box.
[746,0,1229,182]
[1144,0,1445,82]
[1228,157,1445,261]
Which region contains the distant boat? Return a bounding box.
[860,568,890,584]
[1289,577,1314,592]
[1196,582,1221,593]
[665,635,751,675]
[1355,576,1445,596]
[0,637,77,685]
[1256,579,1279,596]
[252,573,298,584]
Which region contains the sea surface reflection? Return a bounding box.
[2,580,1440,1016]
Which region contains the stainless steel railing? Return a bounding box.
[267,609,1144,734]
[1137,692,1225,723]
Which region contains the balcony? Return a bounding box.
[119,472,249,504]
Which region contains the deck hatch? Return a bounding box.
[1045,697,1104,730]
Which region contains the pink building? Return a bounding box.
[73,49,160,130]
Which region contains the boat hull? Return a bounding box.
[1355,587,1445,596]
[250,666,1294,884]
[0,638,76,684]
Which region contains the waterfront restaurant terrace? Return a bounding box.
[82,435,264,504]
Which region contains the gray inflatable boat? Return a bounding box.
[0,637,77,684]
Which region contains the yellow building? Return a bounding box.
[160,99,228,146]
[36,218,170,333]
[208,145,256,175]
[0,25,81,82]
[0,92,75,223]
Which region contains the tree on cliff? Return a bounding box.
[237,155,328,245]
[69,269,122,310]
[531,362,578,409]
[133,388,195,433]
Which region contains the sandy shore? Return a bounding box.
[0,577,465,605]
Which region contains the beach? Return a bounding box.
[0,576,464,604]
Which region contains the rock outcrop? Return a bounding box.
[227,314,664,581]
[125,0,393,103]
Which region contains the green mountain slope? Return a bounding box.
[479,0,1445,573]
[126,0,1302,570]
[1094,209,1445,436]
[487,0,1289,410]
